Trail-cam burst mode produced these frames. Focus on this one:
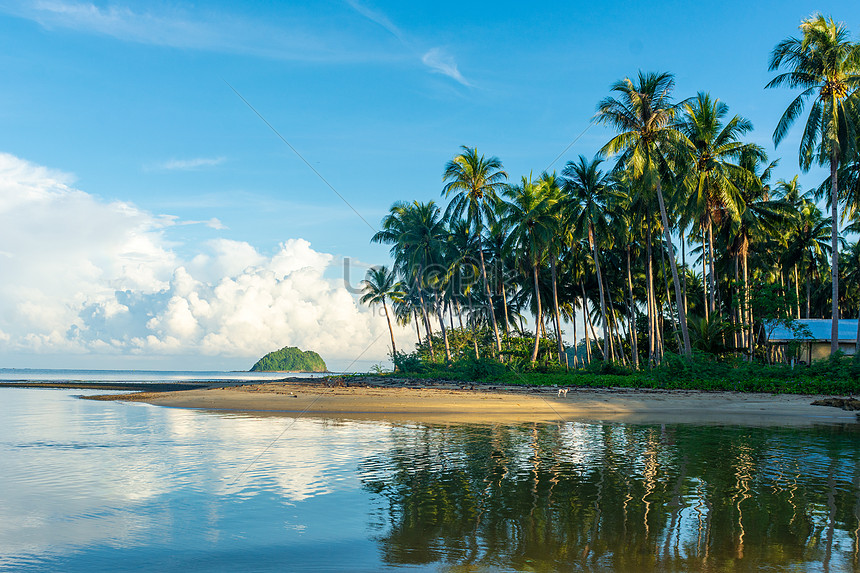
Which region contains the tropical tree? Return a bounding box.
[767,13,860,353]
[561,156,619,362]
[676,92,761,317]
[360,266,404,367]
[596,71,692,356]
[442,146,508,356]
[500,177,556,363]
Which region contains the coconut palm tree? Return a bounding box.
[728,148,791,357]
[500,176,556,363]
[596,71,692,356]
[561,156,620,362]
[767,13,860,354]
[537,171,568,365]
[676,92,761,317]
[442,146,508,356]
[360,266,404,367]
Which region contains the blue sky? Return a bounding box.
[0,0,856,370]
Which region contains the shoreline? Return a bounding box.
[80,377,860,426]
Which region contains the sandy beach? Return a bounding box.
[85,378,860,426]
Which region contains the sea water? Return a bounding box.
[1,386,859,572]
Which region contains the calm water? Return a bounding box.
[0,368,330,383]
[2,388,860,572]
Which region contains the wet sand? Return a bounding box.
[84,378,859,426]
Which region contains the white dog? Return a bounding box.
[557,388,569,398]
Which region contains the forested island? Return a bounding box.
[250,346,327,372]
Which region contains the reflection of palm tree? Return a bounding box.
[360,266,404,366]
[443,146,508,356]
[768,13,860,354]
[597,71,692,356]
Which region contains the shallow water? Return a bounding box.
[0,368,329,383]
[2,387,859,572]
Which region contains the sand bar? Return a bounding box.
[83,378,860,426]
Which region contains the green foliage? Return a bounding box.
[250,346,327,372]
[383,349,859,395]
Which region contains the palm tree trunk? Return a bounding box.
[478,246,503,356]
[733,255,741,351]
[830,152,839,355]
[580,284,592,364]
[702,228,709,323]
[646,221,656,365]
[530,264,542,363]
[626,244,639,369]
[500,270,511,334]
[571,302,579,368]
[806,268,811,318]
[436,300,452,364]
[590,227,611,362]
[681,230,688,317]
[466,294,480,360]
[413,309,422,346]
[416,281,435,360]
[550,256,567,367]
[659,233,682,353]
[655,177,691,357]
[382,300,397,368]
[793,265,801,319]
[743,248,753,361]
[707,218,718,317]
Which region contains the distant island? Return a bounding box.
[250,346,327,373]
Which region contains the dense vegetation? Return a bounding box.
[359,14,860,390]
[250,346,327,372]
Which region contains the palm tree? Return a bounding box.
[596,71,692,356]
[372,200,449,361]
[729,148,791,357]
[767,13,860,354]
[500,176,556,363]
[676,92,761,317]
[360,266,404,368]
[561,156,619,362]
[443,146,508,356]
[537,171,568,365]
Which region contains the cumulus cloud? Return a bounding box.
[0,153,408,369]
[422,47,470,86]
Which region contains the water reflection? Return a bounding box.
[2,388,859,572]
[360,422,860,572]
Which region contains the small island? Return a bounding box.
[250,346,327,373]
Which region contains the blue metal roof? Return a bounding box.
[768,319,859,342]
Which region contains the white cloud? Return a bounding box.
[422,48,470,86]
[3,0,398,63]
[0,152,410,369]
[155,157,226,171]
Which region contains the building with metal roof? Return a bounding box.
[768,319,858,363]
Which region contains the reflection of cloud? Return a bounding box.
[155,157,226,171]
[422,48,470,86]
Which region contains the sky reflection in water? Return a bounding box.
[1,388,859,572]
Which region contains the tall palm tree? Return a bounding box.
[767,13,860,354]
[676,92,761,317]
[360,266,404,367]
[596,71,692,356]
[561,156,619,362]
[537,171,568,365]
[729,148,791,357]
[372,201,449,361]
[442,146,508,356]
[500,176,556,363]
